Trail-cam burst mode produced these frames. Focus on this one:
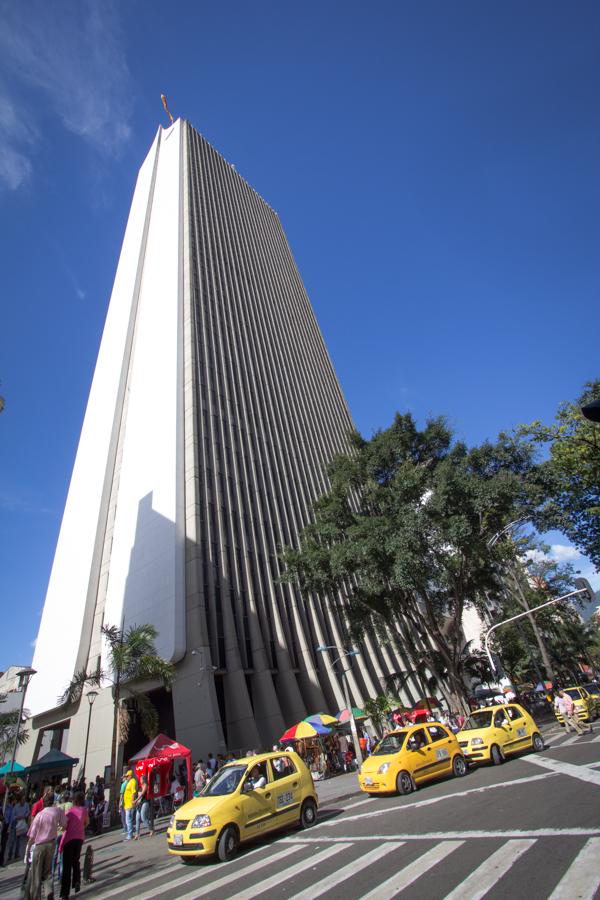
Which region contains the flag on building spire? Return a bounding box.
[161,93,174,125]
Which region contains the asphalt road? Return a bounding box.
[2,727,599,899]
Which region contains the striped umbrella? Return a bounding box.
[304,713,339,727]
[280,720,331,741]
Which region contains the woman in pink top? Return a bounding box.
[59,792,88,899]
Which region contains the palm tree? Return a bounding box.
[60,623,175,816]
[0,708,29,764]
[363,695,403,735]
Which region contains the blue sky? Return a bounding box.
[1,0,599,670]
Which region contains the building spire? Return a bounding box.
[161,93,174,125]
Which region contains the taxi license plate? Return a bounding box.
[364,777,373,785]
[173,833,183,846]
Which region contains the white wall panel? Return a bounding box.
[102,121,185,668]
[29,131,162,716]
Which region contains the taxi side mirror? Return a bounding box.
[242,782,253,794]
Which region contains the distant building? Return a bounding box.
[24,120,422,776]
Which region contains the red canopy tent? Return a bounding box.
[129,733,192,800]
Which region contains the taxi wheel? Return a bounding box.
[452,755,467,777]
[217,824,239,862]
[490,744,504,766]
[532,732,544,752]
[396,770,414,795]
[299,798,318,829]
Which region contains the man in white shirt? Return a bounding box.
[554,690,590,735]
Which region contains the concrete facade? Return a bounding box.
[23,121,421,779]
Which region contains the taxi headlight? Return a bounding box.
[377,763,391,774]
[168,815,174,828]
[191,814,211,828]
[471,738,484,746]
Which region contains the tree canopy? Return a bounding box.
[281,413,537,708]
[519,379,600,570]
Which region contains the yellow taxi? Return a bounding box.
[458,703,544,765]
[358,722,467,795]
[554,686,599,726]
[166,750,317,862]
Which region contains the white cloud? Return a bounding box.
[0,0,132,190]
[523,548,546,564]
[549,544,581,563]
[0,93,37,189]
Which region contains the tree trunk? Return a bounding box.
[508,567,555,681]
[108,684,120,821]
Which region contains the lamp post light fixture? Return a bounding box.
[316,645,363,767]
[81,689,99,786]
[581,398,600,423]
[3,667,36,813]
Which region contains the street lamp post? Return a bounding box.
[3,667,36,813]
[483,588,588,675]
[316,645,363,768]
[81,690,99,786]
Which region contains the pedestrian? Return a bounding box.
[134,775,154,839]
[7,791,30,863]
[554,690,591,735]
[358,730,368,758]
[193,763,206,795]
[59,790,88,899]
[206,753,218,776]
[171,774,185,811]
[122,770,138,841]
[0,795,14,866]
[92,776,104,804]
[118,772,128,835]
[30,791,44,821]
[24,788,66,900]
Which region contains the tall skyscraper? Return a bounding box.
[25,120,414,773]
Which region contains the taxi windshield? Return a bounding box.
[464,711,493,729]
[204,764,247,796]
[372,733,407,756]
[564,689,582,700]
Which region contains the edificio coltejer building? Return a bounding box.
[23,119,418,777]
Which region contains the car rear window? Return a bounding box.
[564,689,582,700]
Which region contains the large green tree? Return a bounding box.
[60,623,174,816]
[281,414,536,710]
[519,379,600,570]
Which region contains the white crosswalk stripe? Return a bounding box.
[289,841,405,900]
[360,840,464,900]
[226,843,352,900]
[137,843,302,900]
[443,838,536,900]
[84,833,600,900]
[548,837,600,900]
[93,861,179,898]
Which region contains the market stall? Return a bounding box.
[21,749,79,793]
[129,733,192,801]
